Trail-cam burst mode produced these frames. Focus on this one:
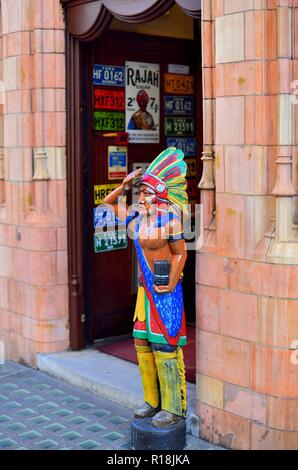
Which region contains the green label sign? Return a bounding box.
[165,118,195,136]
[94,230,127,253]
[94,111,125,131]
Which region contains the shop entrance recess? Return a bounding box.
[83,30,202,342]
[61,0,201,350]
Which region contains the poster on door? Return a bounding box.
[125,61,160,144]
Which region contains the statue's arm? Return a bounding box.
[103,168,142,219]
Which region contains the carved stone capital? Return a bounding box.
[198,150,215,190]
[272,155,296,197]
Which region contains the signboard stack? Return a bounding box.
[164,66,197,210]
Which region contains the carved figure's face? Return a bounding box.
[137,185,156,216]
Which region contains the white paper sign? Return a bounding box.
[168,64,190,75]
[125,61,160,144]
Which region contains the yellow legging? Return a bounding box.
[135,344,187,417]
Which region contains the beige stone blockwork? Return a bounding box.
[216,193,246,258]
[0,245,13,277]
[223,383,266,424]
[33,147,66,180]
[244,195,269,259]
[224,0,253,15]
[257,296,298,349]
[224,146,267,195]
[279,94,293,146]
[216,97,244,145]
[216,13,244,64]
[197,373,224,409]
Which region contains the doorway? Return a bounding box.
[82,25,202,345]
[62,1,202,359]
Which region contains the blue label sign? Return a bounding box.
[164,96,194,115]
[93,65,125,87]
[109,152,126,168]
[93,206,125,229]
[166,138,196,157]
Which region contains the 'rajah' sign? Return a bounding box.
[125,61,160,144]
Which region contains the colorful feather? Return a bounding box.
[143,147,188,214]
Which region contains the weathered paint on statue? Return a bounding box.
[104,148,188,427]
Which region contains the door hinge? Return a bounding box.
[81,314,86,323]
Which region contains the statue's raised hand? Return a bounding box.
[122,168,143,190]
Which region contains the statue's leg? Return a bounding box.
[134,339,160,418]
[151,344,187,428]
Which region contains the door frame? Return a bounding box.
[60,0,201,350]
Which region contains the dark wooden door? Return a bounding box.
[83,30,202,342]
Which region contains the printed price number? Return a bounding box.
[94,112,125,132]
[94,89,125,111]
[127,96,158,114]
[94,230,127,253]
[165,118,195,136]
[164,74,194,95]
[164,96,194,115]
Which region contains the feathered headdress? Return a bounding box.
[140,147,188,214]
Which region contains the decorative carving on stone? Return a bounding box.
[272,155,296,197]
[198,150,215,190]
[33,149,50,181]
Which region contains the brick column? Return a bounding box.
[0,0,69,366]
[197,0,298,450]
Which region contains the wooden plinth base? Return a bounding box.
[131,417,186,450]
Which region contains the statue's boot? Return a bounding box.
[152,348,187,428]
[134,344,160,418]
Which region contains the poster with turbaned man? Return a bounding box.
[125,61,160,144]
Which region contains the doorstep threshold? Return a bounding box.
[37,348,199,437]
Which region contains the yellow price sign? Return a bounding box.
[164,74,194,95]
[94,184,119,205]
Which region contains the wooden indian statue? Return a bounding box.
[104,148,188,427]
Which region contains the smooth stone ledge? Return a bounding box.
[37,349,199,437]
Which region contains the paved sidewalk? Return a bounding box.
[0,361,222,451]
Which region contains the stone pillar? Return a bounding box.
[197,0,298,450]
[0,148,4,204]
[0,0,69,366]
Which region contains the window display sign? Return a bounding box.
[94,89,125,110]
[165,118,195,136]
[166,137,196,156]
[164,73,194,95]
[94,184,119,205]
[125,61,160,143]
[94,111,125,132]
[94,206,125,229]
[168,64,190,75]
[164,96,194,115]
[93,65,125,87]
[94,230,127,253]
[108,146,128,180]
